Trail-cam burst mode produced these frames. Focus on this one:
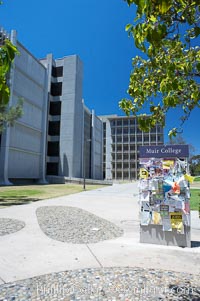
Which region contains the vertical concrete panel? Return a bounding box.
[59,56,83,178]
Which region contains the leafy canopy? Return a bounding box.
[0,2,23,133]
[119,0,200,137]
[0,37,19,105]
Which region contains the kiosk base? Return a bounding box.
[140,225,191,248]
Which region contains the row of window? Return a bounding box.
[112,171,137,180]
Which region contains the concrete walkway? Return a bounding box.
[0,182,199,285]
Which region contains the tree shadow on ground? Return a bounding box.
[0,196,40,207]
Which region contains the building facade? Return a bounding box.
[0,29,103,184]
[0,30,48,185]
[0,28,164,185]
[99,115,164,181]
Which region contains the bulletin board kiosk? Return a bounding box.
[139,145,191,248]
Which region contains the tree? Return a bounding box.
[119,0,200,137]
[0,3,23,133]
[189,154,200,175]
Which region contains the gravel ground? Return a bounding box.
[0,267,199,301]
[36,206,123,244]
[0,218,25,236]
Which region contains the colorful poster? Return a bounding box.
[140,168,149,179]
[160,204,169,217]
[163,160,174,170]
[170,212,184,233]
[152,212,161,225]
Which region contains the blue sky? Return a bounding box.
[0,0,200,154]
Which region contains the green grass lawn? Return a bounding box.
[0,184,105,208]
[194,176,200,182]
[190,189,200,211]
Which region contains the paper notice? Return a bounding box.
[152,211,161,225]
[170,212,184,233]
[160,204,169,217]
[141,210,151,226]
[162,217,172,231]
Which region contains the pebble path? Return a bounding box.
[0,267,199,301]
[0,218,25,236]
[36,206,123,243]
[0,206,199,300]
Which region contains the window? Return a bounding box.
[49,101,61,116]
[123,135,128,143]
[51,82,62,96]
[130,135,135,142]
[117,153,122,160]
[123,119,128,126]
[123,162,129,169]
[123,153,129,160]
[123,144,129,152]
[52,66,63,77]
[48,121,60,136]
[123,172,129,179]
[117,128,122,135]
[117,135,122,143]
[111,128,115,135]
[117,145,122,152]
[47,142,59,156]
[117,162,122,169]
[46,163,58,175]
[117,120,122,126]
[116,172,122,179]
[123,127,128,134]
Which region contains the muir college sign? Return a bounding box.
[138,144,191,248]
[139,145,189,158]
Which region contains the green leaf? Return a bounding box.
[125,24,132,32]
[159,0,172,14]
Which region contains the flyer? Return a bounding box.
[160,204,169,217]
[170,212,184,233]
[162,217,172,231]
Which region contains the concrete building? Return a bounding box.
[0,29,103,185]
[99,115,164,181]
[0,30,48,185]
[0,28,163,185]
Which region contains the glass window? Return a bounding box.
[130,135,135,142]
[117,128,122,135]
[117,153,122,160]
[123,144,129,152]
[123,162,129,169]
[123,153,129,160]
[117,162,122,169]
[52,66,63,77]
[117,135,122,143]
[51,82,62,96]
[49,101,61,116]
[117,119,122,126]
[123,119,128,126]
[111,128,115,135]
[117,172,122,179]
[123,128,128,134]
[117,145,122,152]
[123,135,128,143]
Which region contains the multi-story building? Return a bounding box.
[99,115,164,181]
[0,29,103,185]
[0,30,48,185]
[0,28,164,185]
